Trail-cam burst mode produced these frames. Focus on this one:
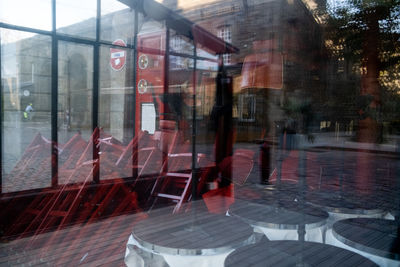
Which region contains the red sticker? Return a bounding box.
[110,39,127,71]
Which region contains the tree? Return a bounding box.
[325,0,400,142]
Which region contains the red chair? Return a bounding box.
[203,149,255,214]
[22,129,101,242]
[219,149,255,186]
[5,133,52,192]
[202,184,235,214]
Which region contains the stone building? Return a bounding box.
[2,0,327,145]
[161,0,327,140]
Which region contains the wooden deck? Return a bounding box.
[0,211,146,266]
[0,193,398,267]
[0,196,236,266]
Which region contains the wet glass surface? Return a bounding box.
[1,0,400,266]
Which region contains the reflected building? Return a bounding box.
[2,0,328,146]
[1,0,400,266]
[161,0,327,141]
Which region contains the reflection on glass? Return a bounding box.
[101,0,135,45]
[134,19,167,179]
[58,41,93,184]
[168,56,193,142]
[56,0,97,39]
[136,18,165,130]
[238,93,256,122]
[1,29,52,192]
[195,60,218,160]
[169,33,194,55]
[0,0,51,30]
[141,103,156,134]
[99,45,134,180]
[1,0,400,265]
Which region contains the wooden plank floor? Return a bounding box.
[0,198,231,267]
[0,211,147,266]
[0,189,397,267]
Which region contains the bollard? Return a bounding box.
[260,141,270,184]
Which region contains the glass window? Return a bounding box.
[57,41,93,184]
[239,93,256,121]
[2,0,400,265]
[1,29,52,192]
[56,0,97,39]
[169,33,194,55]
[218,25,232,65]
[0,0,52,31]
[217,25,231,43]
[101,0,135,45]
[195,60,218,157]
[98,45,134,180]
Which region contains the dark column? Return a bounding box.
[213,58,233,187]
[51,0,58,188]
[92,0,101,183]
[191,44,198,200]
[131,9,139,179]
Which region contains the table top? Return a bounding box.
[132,211,254,256]
[228,199,328,230]
[236,182,302,203]
[333,218,400,260]
[224,240,378,267]
[306,190,384,215]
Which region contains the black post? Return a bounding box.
[396,139,400,232]
[276,122,284,188]
[91,0,101,184]
[132,9,139,179]
[51,0,59,188]
[260,141,270,184]
[161,26,170,174]
[191,44,198,200]
[214,57,233,163]
[297,148,307,241]
[0,31,2,194]
[297,144,306,266]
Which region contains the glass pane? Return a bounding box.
[101,0,135,45]
[56,0,97,39]
[0,0,51,31]
[166,56,194,172]
[196,44,219,60]
[1,29,52,192]
[135,18,166,178]
[57,41,93,184]
[137,15,165,51]
[2,0,400,265]
[168,56,194,129]
[196,60,218,159]
[169,33,194,55]
[98,45,134,180]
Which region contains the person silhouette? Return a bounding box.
[23,103,34,120]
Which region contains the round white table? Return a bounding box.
[224,240,378,266]
[306,191,386,226]
[326,218,400,267]
[228,198,328,242]
[125,211,255,267]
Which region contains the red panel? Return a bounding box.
[241,52,283,90]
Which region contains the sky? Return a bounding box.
[0,0,127,43]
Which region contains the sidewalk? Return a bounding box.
[304,132,398,155]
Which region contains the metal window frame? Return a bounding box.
[238,93,256,122]
[0,0,237,194]
[0,0,139,192]
[0,28,2,193]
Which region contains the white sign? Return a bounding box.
[141,103,156,134]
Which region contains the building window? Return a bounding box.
[239,93,256,122]
[218,25,232,65]
[171,35,183,52]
